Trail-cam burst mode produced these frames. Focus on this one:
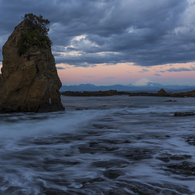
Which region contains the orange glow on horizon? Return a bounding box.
[57,62,195,86]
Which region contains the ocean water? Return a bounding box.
[0,96,195,194]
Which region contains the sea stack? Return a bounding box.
[0,14,65,112]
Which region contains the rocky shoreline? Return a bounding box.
[61,88,195,97]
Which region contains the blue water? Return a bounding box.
[0,96,195,194]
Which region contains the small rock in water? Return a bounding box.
[121,148,155,160]
[185,135,195,145]
[106,139,132,144]
[174,112,195,116]
[170,154,192,160]
[103,169,124,179]
[109,188,131,195]
[156,153,191,162]
[164,100,177,102]
[76,108,83,110]
[92,159,130,168]
[166,161,195,176]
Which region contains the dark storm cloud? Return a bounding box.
[0,0,194,67]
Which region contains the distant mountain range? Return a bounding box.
[60,83,195,92]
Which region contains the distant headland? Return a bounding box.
[60,83,195,93]
[61,89,195,97]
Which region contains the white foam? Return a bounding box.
[0,110,103,140]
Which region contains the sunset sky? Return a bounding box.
[0,0,195,86]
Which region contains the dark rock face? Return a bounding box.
[0,20,64,112]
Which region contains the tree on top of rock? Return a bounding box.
[17,13,52,57]
[23,13,50,34]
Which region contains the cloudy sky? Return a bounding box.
[1,0,195,86]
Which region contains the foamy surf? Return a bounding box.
[0,96,195,194]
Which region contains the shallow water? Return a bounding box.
[0,96,195,194]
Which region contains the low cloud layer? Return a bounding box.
[0,0,195,67]
[139,69,149,73]
[159,66,195,73]
[56,66,65,70]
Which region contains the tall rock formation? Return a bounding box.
[0,18,65,112]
